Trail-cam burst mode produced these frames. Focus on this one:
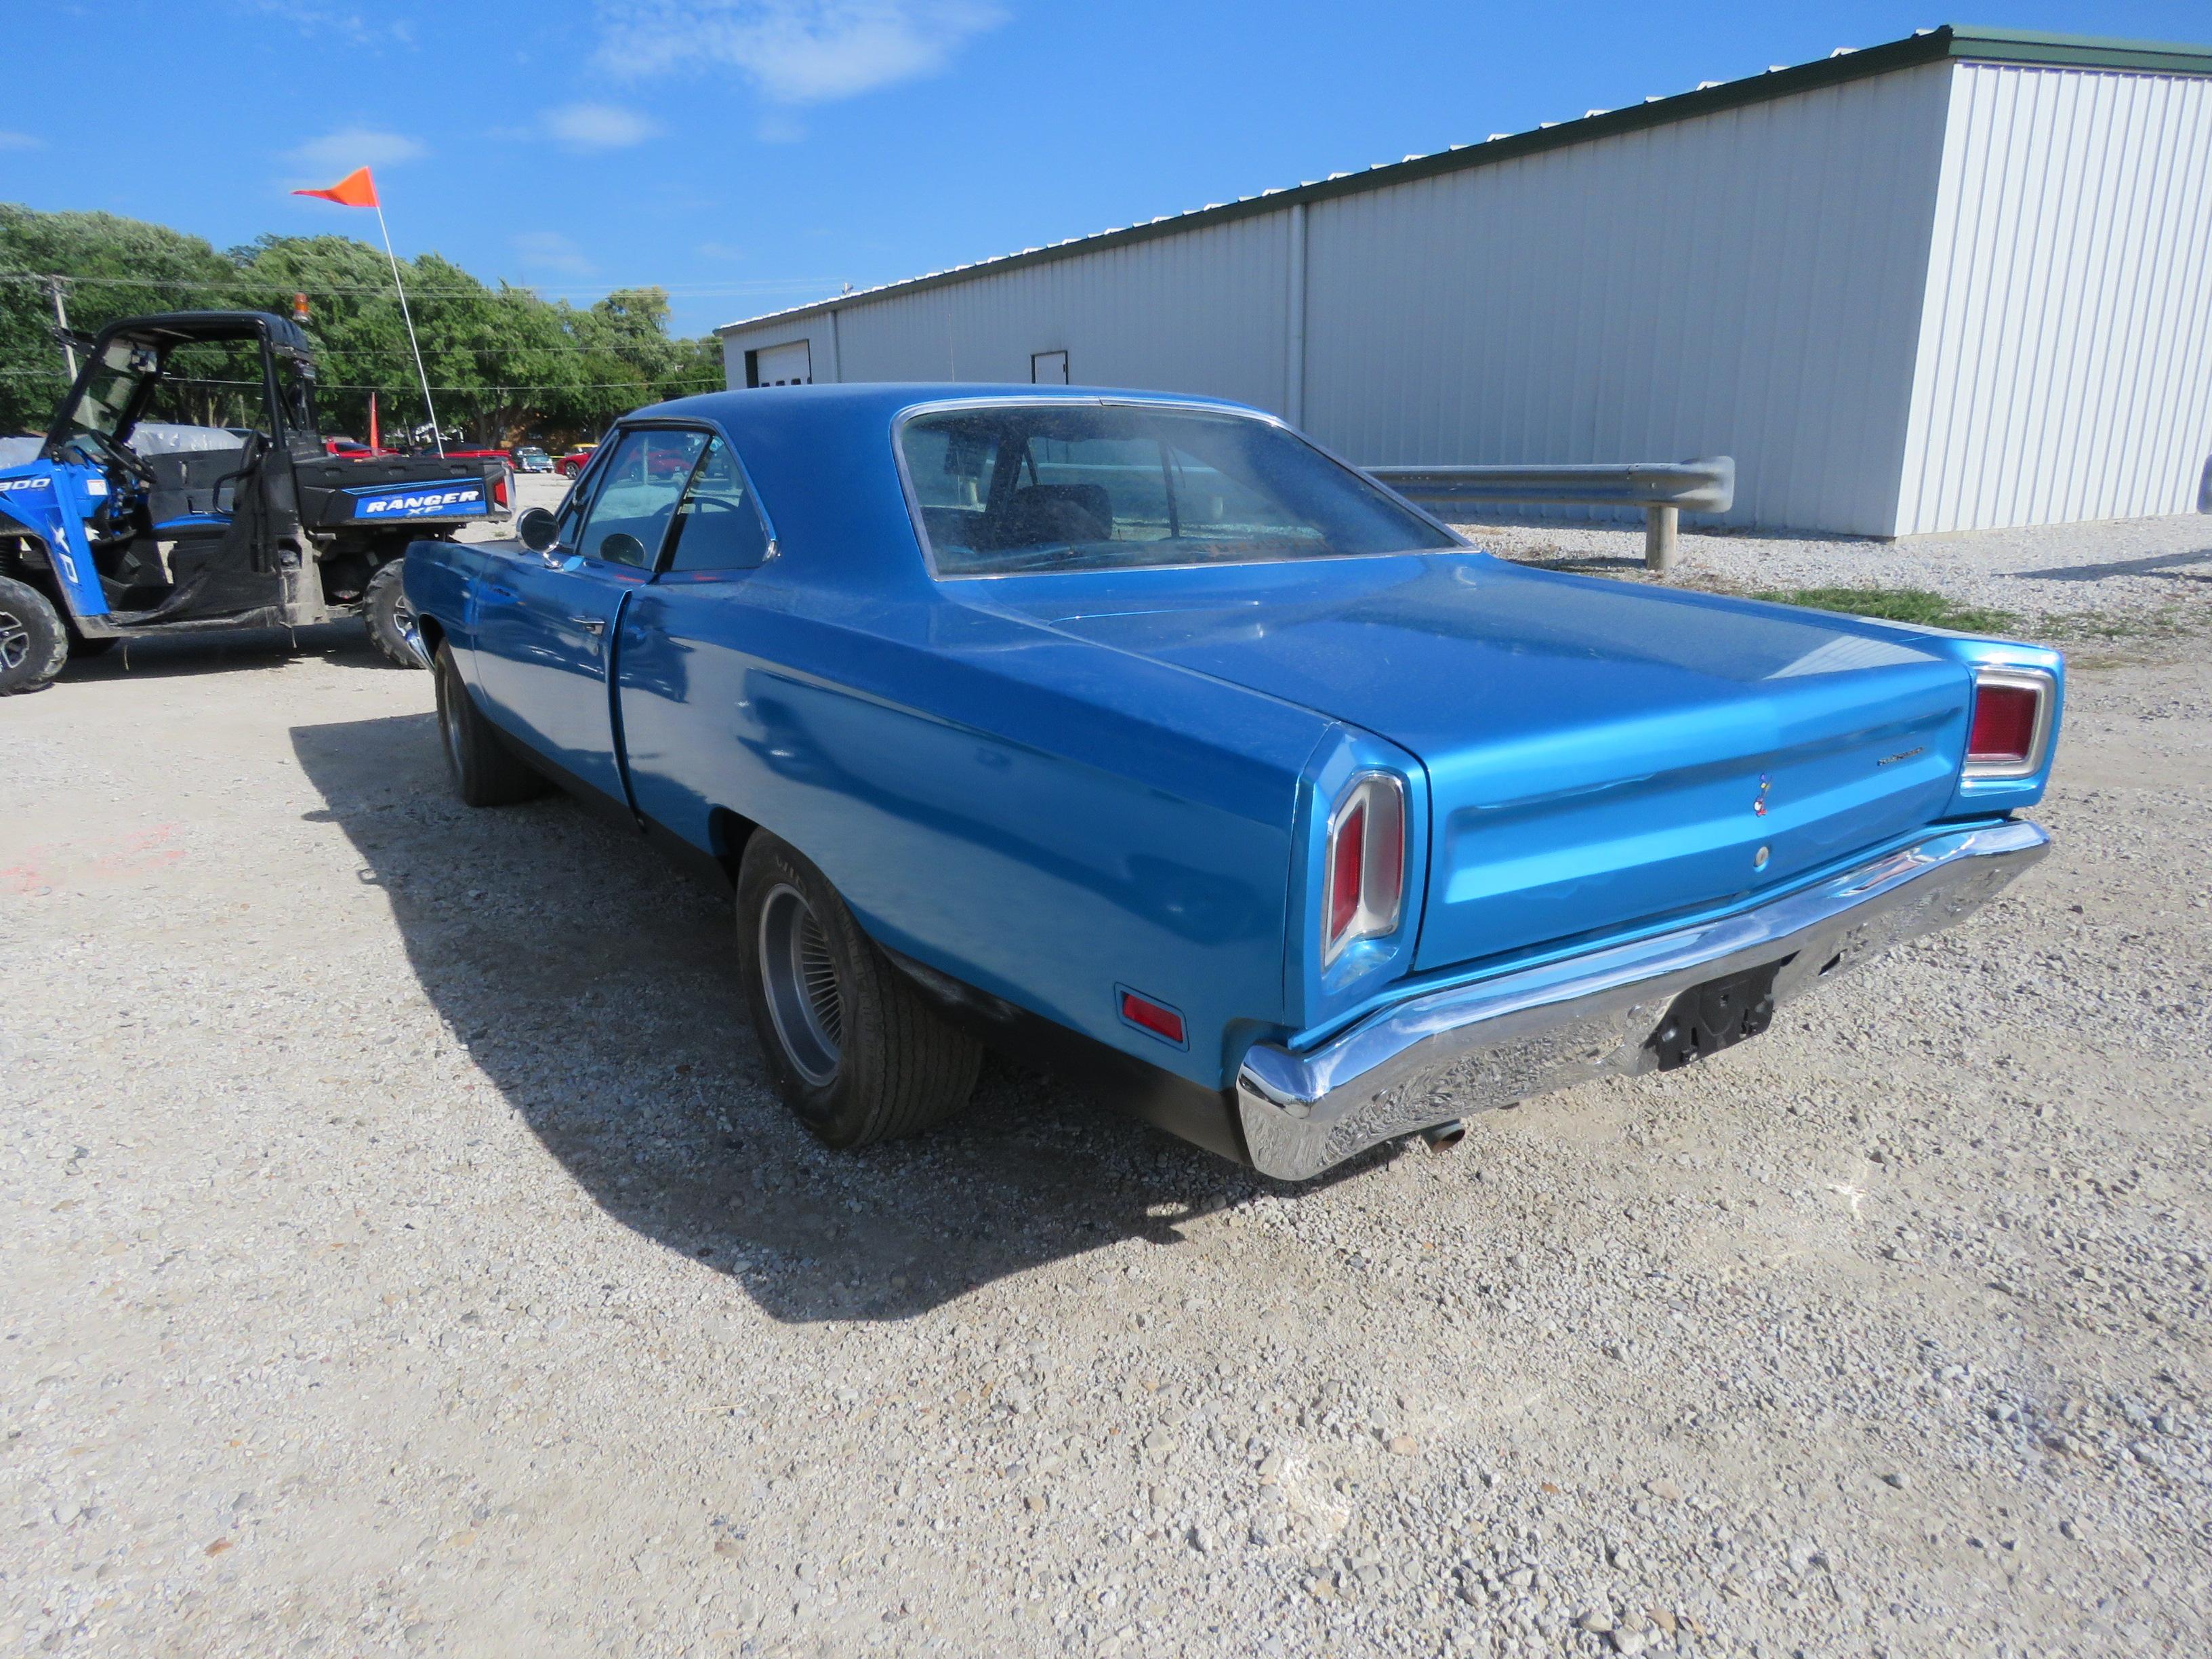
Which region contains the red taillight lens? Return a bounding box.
[1328,801,1366,944]
[493,471,510,508]
[1967,683,2036,762]
[1322,773,1406,963]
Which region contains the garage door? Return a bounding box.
[753,340,812,386]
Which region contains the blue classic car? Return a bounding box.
[404,386,2062,1180]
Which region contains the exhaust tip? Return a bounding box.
[1420,1120,1467,1152]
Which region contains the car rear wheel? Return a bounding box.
[0,575,68,695]
[432,641,548,806]
[737,832,983,1149]
[365,560,427,668]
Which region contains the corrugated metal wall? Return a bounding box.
[724,211,1295,415]
[1297,64,1953,533]
[1896,63,2212,533]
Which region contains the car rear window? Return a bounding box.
[899,403,1457,577]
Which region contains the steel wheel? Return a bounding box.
[0,606,27,674]
[758,881,844,1086]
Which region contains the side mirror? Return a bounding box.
[516,506,559,552]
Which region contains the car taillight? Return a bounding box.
[1963,669,2051,779]
[492,470,510,508]
[1322,772,1405,964]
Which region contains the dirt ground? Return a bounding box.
[1,516,2207,1658]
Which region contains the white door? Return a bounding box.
[1031,350,1069,385]
[755,340,812,386]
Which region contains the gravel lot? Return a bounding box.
[1446,508,2212,634]
[3,510,2208,1658]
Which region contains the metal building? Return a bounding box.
[719,26,2212,537]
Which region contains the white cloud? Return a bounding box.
[288,127,428,176]
[594,0,1006,104]
[0,131,43,151]
[545,103,663,150]
[511,231,598,277]
[244,1,413,49]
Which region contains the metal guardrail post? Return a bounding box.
[1364,458,1734,576]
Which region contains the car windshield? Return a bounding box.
[900,403,1458,577]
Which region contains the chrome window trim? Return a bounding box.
[577,417,781,575]
[1962,665,2057,781]
[886,394,1468,583]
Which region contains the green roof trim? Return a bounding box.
[722,24,2212,335]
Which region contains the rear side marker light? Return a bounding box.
[493,472,510,508]
[1118,989,1186,1048]
[1963,669,2052,779]
[1322,771,1406,965]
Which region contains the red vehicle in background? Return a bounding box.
[556,443,597,478]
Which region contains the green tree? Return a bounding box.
[3,204,729,445]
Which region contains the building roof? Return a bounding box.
[718,23,2212,337]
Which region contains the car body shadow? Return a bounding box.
[290,712,1385,1324]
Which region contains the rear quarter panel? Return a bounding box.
[615,573,1331,1089]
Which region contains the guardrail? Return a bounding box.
[1364,457,1736,573]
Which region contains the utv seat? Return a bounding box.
[140,442,256,533]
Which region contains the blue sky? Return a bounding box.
[2,1,2205,338]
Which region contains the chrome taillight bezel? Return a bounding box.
[1322,771,1406,965]
[1962,666,2056,781]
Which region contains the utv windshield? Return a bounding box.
[57,336,155,446]
[900,403,1458,577]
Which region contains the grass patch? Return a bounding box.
[1746,586,2021,634]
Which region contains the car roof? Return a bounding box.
[647,381,1268,428]
[606,383,1284,591]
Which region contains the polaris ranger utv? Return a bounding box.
[0,310,508,693]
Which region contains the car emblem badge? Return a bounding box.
[1753,773,1771,817]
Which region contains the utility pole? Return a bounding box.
[47,276,77,380]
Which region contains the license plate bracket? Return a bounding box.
[1645,957,1791,1071]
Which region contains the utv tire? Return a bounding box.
[365,560,426,668]
[0,575,68,695]
[737,832,983,1149]
[432,642,548,806]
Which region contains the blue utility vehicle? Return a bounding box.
[0,311,508,691]
[405,386,2062,1179]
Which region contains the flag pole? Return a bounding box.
[371,201,443,458]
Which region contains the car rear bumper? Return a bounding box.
[1234,819,2050,1181]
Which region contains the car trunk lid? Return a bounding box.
[975,555,1972,970]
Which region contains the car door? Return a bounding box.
[615,432,780,839]
[474,425,708,805]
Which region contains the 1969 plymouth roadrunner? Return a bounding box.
[405,386,2062,1181]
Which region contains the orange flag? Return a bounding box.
[292,166,379,208]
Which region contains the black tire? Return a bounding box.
[737,832,983,1149]
[432,641,548,806]
[364,560,426,668]
[0,575,68,695]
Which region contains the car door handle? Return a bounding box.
[569,615,606,635]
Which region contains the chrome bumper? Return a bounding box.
[1235,820,2050,1181]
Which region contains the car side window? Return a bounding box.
[663,436,772,572]
[572,428,708,568]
